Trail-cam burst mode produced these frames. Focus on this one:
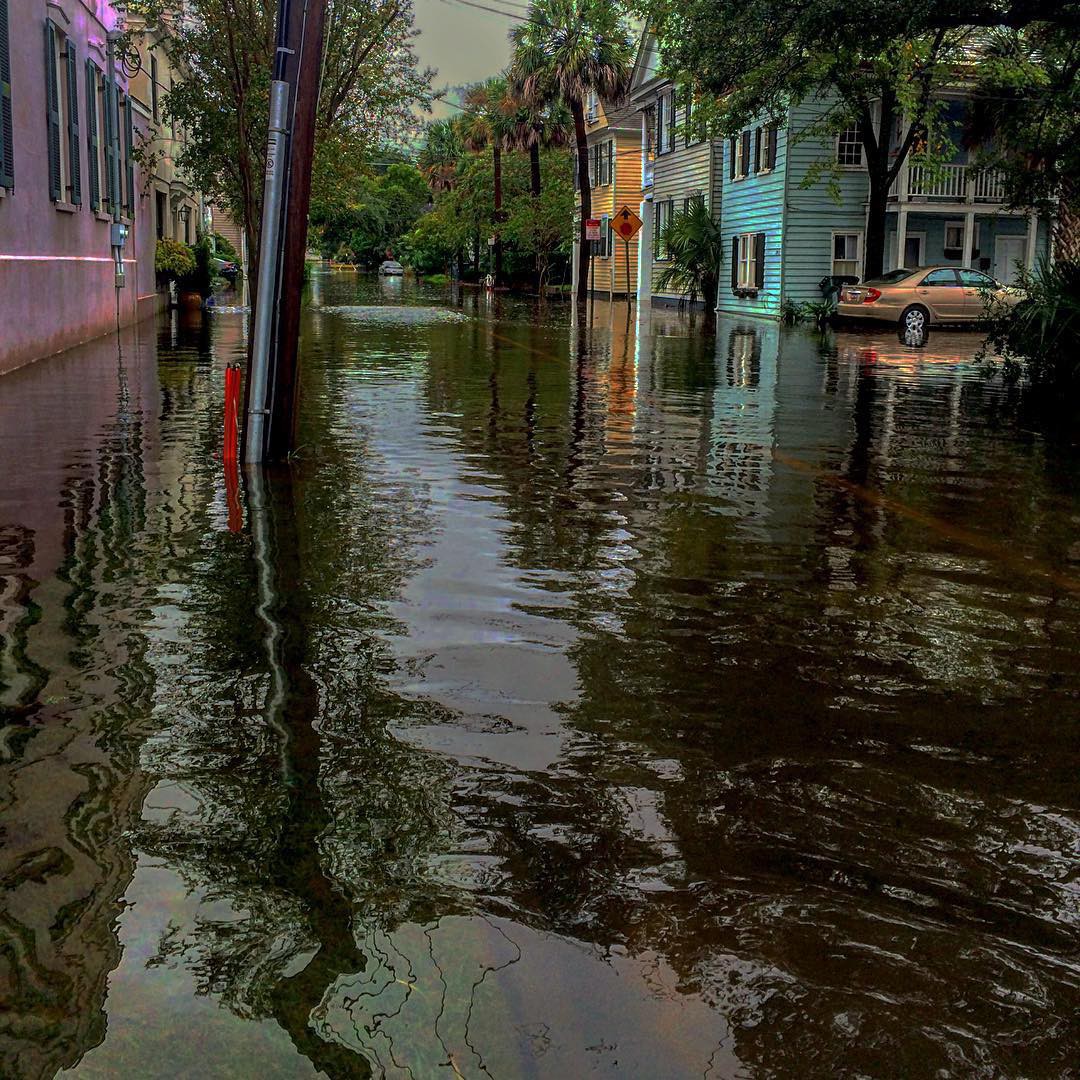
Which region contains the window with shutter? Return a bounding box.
[656,93,667,154]
[754,233,766,289]
[150,53,159,122]
[728,138,736,180]
[767,125,778,170]
[65,41,81,205]
[0,0,13,190]
[754,128,761,173]
[85,58,99,210]
[740,130,751,178]
[123,92,135,217]
[103,70,118,212]
[730,235,739,291]
[44,20,62,201]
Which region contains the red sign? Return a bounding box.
[584,218,603,241]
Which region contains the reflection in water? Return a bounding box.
[1,274,1079,1077]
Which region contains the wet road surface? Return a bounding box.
[1,272,1079,1077]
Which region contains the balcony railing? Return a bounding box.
[890,163,1006,203]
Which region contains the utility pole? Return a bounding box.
[244,0,329,465]
[266,0,329,461]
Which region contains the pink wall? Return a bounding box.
[0,0,159,376]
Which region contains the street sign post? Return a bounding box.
[613,205,643,303]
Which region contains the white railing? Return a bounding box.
[891,163,1006,203]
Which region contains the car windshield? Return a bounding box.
[863,269,914,285]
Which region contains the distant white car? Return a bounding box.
[378,260,404,276]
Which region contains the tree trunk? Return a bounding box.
[529,142,542,198]
[1054,175,1080,264]
[863,166,891,280]
[862,92,897,280]
[493,144,503,287]
[572,98,591,303]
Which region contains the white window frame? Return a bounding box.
[836,124,863,169]
[944,220,980,257]
[737,232,757,288]
[831,230,863,279]
[655,199,674,260]
[758,126,775,173]
[658,91,673,154]
[732,135,744,180]
[586,90,599,123]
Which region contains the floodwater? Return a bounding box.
[1,271,1078,1078]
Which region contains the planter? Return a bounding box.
[179,290,203,312]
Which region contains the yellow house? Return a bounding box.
[574,92,642,298]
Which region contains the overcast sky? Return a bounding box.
[412,0,516,118]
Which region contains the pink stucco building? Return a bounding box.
[0,0,196,375]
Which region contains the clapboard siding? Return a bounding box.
[649,90,715,302]
[778,98,868,305]
[718,118,788,318]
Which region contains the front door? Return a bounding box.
[904,234,924,269]
[994,235,1026,286]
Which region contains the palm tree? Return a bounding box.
[500,94,572,199]
[511,0,635,302]
[418,119,463,194]
[655,200,724,333]
[460,77,513,286]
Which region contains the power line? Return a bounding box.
[436,0,531,22]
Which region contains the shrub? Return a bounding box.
[178,236,215,298]
[155,238,196,281]
[212,231,240,264]
[983,260,1080,385]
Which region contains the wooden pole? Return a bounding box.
[265,0,329,462]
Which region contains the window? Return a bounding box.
[643,106,656,161]
[958,268,995,288]
[920,268,961,286]
[586,91,599,122]
[683,193,706,216]
[84,58,103,211]
[755,126,776,173]
[832,232,862,278]
[151,53,159,122]
[944,221,979,259]
[0,0,13,191]
[654,198,674,259]
[99,68,117,213]
[155,188,167,239]
[730,130,751,179]
[656,91,675,154]
[45,19,81,205]
[837,124,862,168]
[121,92,135,218]
[733,232,765,291]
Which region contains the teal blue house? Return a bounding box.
[716,98,1051,320]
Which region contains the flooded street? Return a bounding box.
[2,270,1079,1077]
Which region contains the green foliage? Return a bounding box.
[155,238,196,281]
[780,299,805,326]
[510,0,635,107]
[800,299,836,329]
[310,161,431,267]
[128,0,432,264]
[178,236,216,298]
[654,201,724,313]
[212,231,240,265]
[983,260,1080,386]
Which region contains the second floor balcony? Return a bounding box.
[890,162,1006,204]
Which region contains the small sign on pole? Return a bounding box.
[584,218,602,242]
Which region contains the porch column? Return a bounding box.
[963,210,977,269]
[1025,213,1039,270]
[895,207,908,270]
[638,198,653,308]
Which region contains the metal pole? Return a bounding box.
[625,238,631,304]
[244,79,290,464]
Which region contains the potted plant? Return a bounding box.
[155,238,197,307]
[176,236,215,311]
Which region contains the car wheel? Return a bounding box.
[900,304,929,333]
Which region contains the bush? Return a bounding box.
[178,236,215,298]
[983,260,1080,385]
[155,238,196,281]
[212,231,240,264]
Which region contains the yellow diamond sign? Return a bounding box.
[613,204,643,242]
